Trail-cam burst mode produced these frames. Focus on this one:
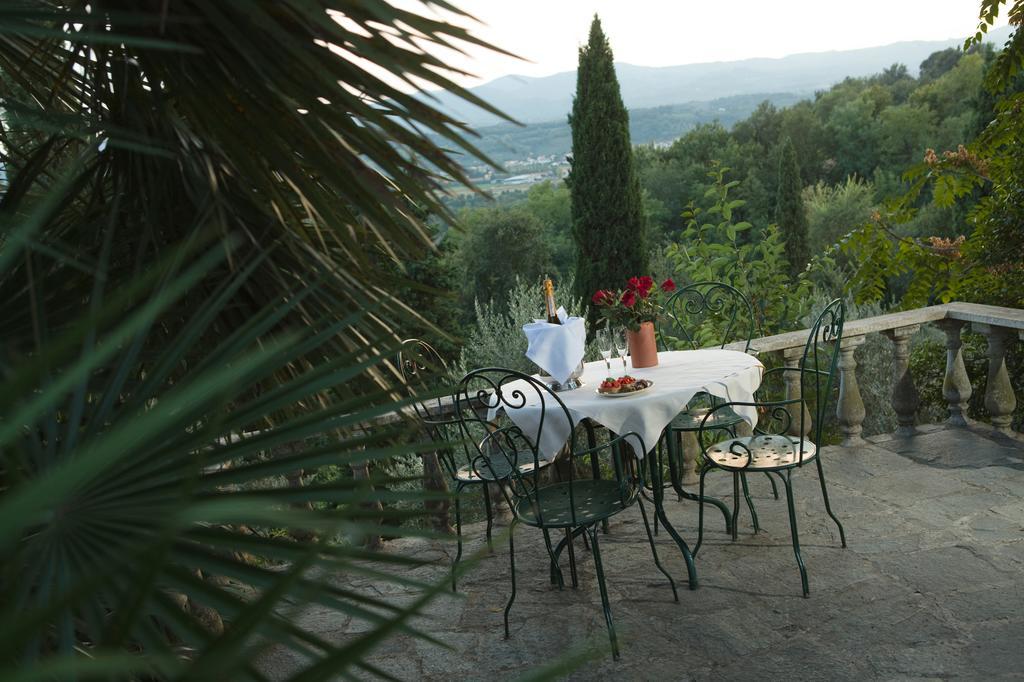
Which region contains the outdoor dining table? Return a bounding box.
[489,348,765,586]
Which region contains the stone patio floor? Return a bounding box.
[260,425,1024,680]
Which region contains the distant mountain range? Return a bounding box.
[459,92,805,165]
[430,26,1013,129]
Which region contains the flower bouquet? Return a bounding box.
[591,276,676,368]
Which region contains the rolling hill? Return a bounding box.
[430,26,1013,128]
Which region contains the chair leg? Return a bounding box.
[504,520,517,638]
[731,472,741,541]
[588,525,620,660]
[585,420,609,535]
[549,526,586,585]
[740,472,760,533]
[452,491,463,592]
[765,471,780,499]
[483,482,494,551]
[782,472,809,597]
[543,529,565,590]
[637,498,678,602]
[695,465,709,558]
[815,457,847,548]
[565,527,579,589]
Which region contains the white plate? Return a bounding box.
[596,381,654,398]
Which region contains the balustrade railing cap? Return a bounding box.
[724,302,1024,354]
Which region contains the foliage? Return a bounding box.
[452,205,553,310]
[0,0,511,678]
[839,215,970,307]
[568,15,648,325]
[968,1,1024,91]
[919,48,963,82]
[840,11,1024,310]
[775,137,810,277]
[522,181,576,278]
[804,176,877,256]
[664,165,812,335]
[637,46,987,253]
[1,234,455,679]
[390,224,465,361]
[591,276,677,332]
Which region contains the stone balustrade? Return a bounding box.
[722,302,1024,445]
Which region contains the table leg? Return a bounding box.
[666,429,733,535]
[650,443,698,589]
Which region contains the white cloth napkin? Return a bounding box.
[522,307,586,384]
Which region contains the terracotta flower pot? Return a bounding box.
[627,321,659,368]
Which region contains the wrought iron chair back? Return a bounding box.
[453,368,572,522]
[397,339,462,479]
[699,297,846,468]
[659,281,757,352]
[795,297,845,453]
[453,368,638,528]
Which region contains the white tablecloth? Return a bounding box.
[489,349,764,461]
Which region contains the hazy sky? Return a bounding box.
[404,0,1008,87]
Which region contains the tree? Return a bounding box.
[568,15,647,323]
[920,48,962,82]
[804,176,877,255]
[456,205,552,310]
[523,180,575,277]
[665,166,811,335]
[775,137,811,276]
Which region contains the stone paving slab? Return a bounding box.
[258,426,1024,680]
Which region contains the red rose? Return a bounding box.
[660,278,676,293]
[627,276,641,292]
[620,289,637,307]
[638,276,654,298]
[591,289,614,305]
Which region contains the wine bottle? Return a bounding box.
[543,277,561,324]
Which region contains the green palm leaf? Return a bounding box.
[0,0,514,678]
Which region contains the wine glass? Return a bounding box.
[597,327,614,372]
[614,327,629,372]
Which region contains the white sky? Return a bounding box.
[405,0,1009,87]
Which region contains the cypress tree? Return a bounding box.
[775,137,810,278]
[568,15,647,324]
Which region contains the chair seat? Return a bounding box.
[668,404,744,431]
[514,480,636,528]
[706,434,817,470]
[455,456,546,483]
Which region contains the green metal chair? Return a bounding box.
[657,281,780,534]
[398,340,553,592]
[693,298,848,597]
[453,367,677,660]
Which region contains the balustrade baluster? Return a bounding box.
[973,323,1017,434]
[883,325,921,437]
[837,336,867,446]
[934,319,973,427]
